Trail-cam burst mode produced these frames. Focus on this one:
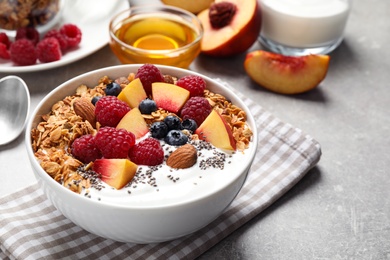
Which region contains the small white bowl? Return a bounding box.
[25,64,258,243]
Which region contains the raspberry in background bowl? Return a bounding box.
[25,64,258,243]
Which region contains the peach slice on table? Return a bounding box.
[152,82,190,113]
[197,0,261,57]
[117,78,147,108]
[195,109,236,151]
[116,107,149,139]
[244,50,330,94]
[93,158,138,190]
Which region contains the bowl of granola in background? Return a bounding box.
[0,0,63,37]
[25,64,258,243]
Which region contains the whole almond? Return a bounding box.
[167,144,197,169]
[73,98,96,127]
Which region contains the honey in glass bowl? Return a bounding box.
[109,6,203,69]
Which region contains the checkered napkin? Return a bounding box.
[0,84,321,260]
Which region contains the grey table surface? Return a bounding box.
[1,0,389,259]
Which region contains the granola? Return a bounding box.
[0,0,60,30]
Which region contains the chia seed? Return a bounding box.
[77,165,105,191]
[199,149,227,170]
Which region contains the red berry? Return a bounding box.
[71,134,102,163]
[176,75,206,97]
[0,32,10,48]
[95,127,136,159]
[10,39,37,66]
[0,43,10,59]
[135,64,164,96]
[44,29,69,52]
[180,97,212,126]
[36,37,62,63]
[60,23,82,48]
[15,27,40,45]
[95,96,130,127]
[128,138,164,166]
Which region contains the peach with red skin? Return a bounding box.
[152,82,190,113]
[93,158,138,189]
[117,78,147,108]
[116,107,149,139]
[244,50,330,94]
[197,0,261,57]
[195,109,236,151]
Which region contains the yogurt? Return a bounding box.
[259,0,351,55]
[84,138,255,207]
[30,68,255,210]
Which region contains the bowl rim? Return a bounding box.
[25,64,258,210]
[109,5,204,55]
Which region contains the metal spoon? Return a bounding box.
[0,76,30,145]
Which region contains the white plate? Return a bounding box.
[0,0,129,73]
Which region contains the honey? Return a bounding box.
[110,14,202,68]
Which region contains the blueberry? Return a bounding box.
[164,115,182,130]
[139,98,157,114]
[105,82,121,96]
[165,130,188,146]
[150,121,168,139]
[91,96,101,106]
[181,119,197,133]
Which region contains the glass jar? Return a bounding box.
[0,0,62,33]
[258,0,352,56]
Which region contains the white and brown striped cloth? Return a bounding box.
[0,83,321,260]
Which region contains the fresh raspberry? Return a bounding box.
[95,96,130,127]
[128,138,164,166]
[44,29,68,52]
[95,127,136,159]
[135,64,164,96]
[60,23,82,48]
[10,39,37,66]
[176,75,206,97]
[36,37,62,63]
[71,134,102,163]
[15,27,40,45]
[0,43,10,59]
[0,33,10,48]
[180,97,212,126]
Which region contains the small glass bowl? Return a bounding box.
[109,5,203,69]
[0,0,63,37]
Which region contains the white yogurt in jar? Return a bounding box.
[259,0,351,54]
[85,139,255,207]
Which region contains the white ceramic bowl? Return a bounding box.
[25,64,258,243]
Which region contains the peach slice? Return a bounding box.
[117,78,147,108]
[152,82,190,113]
[116,107,149,139]
[93,158,138,189]
[195,109,236,151]
[161,0,215,14]
[244,50,330,94]
[197,0,261,57]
